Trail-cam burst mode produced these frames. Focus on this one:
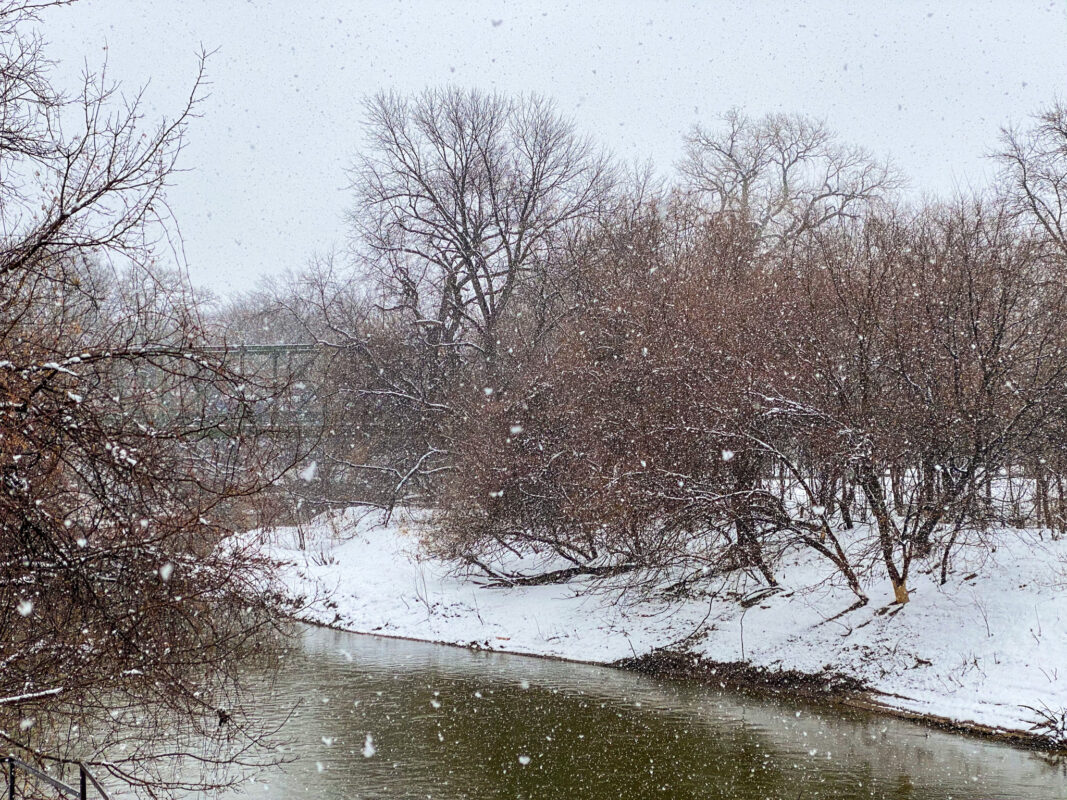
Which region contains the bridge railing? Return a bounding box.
[3,756,110,799]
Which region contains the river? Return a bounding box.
[212,624,1064,799]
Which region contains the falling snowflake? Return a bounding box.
[362,733,376,758]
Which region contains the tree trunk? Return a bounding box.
[857,461,909,604]
[1057,472,1066,537]
[838,481,855,529]
[1036,462,1051,529]
[890,464,905,512]
[731,453,776,586]
[892,580,910,604]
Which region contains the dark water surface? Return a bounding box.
[216,625,1064,799]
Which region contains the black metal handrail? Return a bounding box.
[3,756,111,800]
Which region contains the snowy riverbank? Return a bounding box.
[248,508,1067,747]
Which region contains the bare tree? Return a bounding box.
[238,89,621,515]
[0,5,300,796]
[998,101,1067,255]
[679,108,900,251]
[352,87,616,370]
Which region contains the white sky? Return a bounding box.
[39,0,1067,296]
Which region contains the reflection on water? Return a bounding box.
[211,625,1064,799]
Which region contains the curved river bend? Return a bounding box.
[217,625,1064,799]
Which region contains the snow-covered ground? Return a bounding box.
[248,508,1067,744]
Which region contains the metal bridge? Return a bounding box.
[126,343,333,438]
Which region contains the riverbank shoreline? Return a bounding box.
[251,508,1067,753]
[614,649,1064,753]
[299,615,1063,753]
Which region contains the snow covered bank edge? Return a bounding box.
[251,509,1067,752]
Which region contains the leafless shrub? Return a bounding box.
[432,187,1067,606]
[1022,703,1067,747]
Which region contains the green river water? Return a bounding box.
[210,624,1065,799]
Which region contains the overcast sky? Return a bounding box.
[39,0,1067,296]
